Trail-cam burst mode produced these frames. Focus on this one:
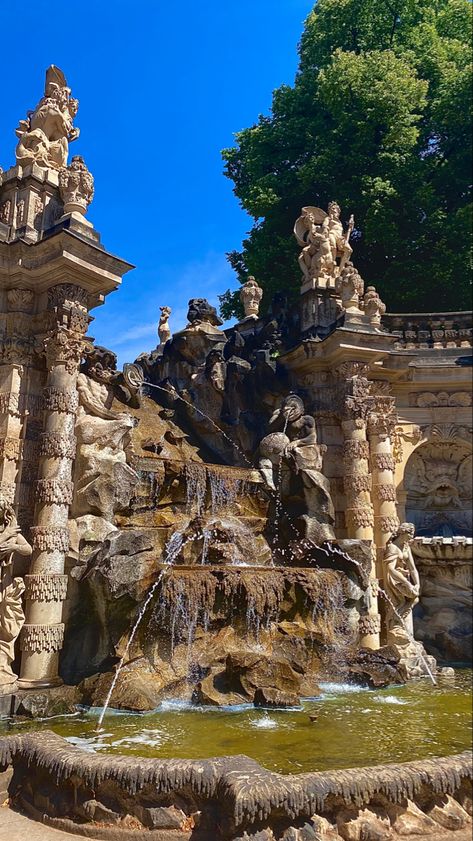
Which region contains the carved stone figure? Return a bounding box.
[0,496,32,686]
[259,394,335,543]
[363,286,386,324]
[294,202,354,283]
[382,523,437,678]
[58,155,94,215]
[73,373,137,522]
[336,261,364,310]
[240,276,263,319]
[15,65,79,170]
[384,523,420,644]
[158,306,172,346]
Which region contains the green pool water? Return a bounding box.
[1,671,471,775]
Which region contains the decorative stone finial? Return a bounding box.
[336,261,364,311]
[363,286,386,325]
[58,155,94,216]
[15,65,80,171]
[158,306,172,346]
[240,276,263,319]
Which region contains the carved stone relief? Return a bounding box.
[404,441,472,536]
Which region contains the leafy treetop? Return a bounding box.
[220,0,472,320]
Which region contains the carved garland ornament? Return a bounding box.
[346,505,374,529]
[359,614,381,635]
[43,387,79,414]
[373,483,397,502]
[380,514,401,535]
[0,437,22,460]
[36,478,74,505]
[371,453,396,472]
[39,432,76,460]
[30,526,70,552]
[24,574,68,602]
[343,473,372,494]
[343,439,370,460]
[20,623,65,653]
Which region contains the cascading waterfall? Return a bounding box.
[96,530,187,728]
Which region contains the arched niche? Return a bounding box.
[403,437,472,537]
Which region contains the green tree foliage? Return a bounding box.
[220,0,472,319]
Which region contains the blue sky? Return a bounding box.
[1,1,314,365]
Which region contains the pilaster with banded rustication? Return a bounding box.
[18,285,90,687]
[341,375,380,650]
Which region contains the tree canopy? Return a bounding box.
[220,0,472,319]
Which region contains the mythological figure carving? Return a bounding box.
[15,65,79,170]
[240,276,263,319]
[158,306,172,346]
[383,523,419,645]
[259,394,335,543]
[0,496,32,686]
[294,202,354,283]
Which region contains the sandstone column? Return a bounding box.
[18,285,89,688]
[367,395,400,648]
[342,376,379,649]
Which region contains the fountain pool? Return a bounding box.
[2,670,471,775]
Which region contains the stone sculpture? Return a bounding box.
[0,495,32,686]
[240,276,263,319]
[294,202,354,283]
[158,306,172,346]
[259,394,335,543]
[58,155,94,215]
[363,286,386,324]
[74,372,137,522]
[384,523,420,644]
[15,65,79,170]
[336,261,364,310]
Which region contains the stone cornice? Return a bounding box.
[0,228,134,297]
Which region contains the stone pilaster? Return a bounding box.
[341,376,380,648]
[368,397,399,555]
[18,284,90,688]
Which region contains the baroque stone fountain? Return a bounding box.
[0,67,471,841]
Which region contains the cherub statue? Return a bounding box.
[383,523,420,643]
[15,65,80,170]
[0,496,32,686]
[294,203,354,284]
[158,306,172,346]
[240,276,263,319]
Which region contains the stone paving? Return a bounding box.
[0,807,85,840]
